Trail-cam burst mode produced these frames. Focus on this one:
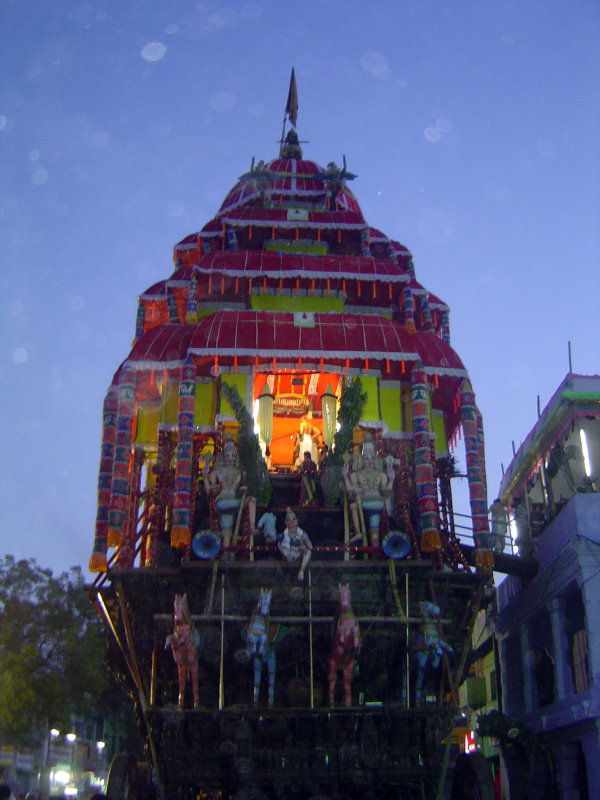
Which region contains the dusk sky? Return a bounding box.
[1,0,599,577]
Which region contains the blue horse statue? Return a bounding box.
[403,601,453,704]
[246,587,276,707]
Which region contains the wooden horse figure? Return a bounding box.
[403,600,453,704]
[328,582,361,707]
[165,593,200,708]
[246,587,276,707]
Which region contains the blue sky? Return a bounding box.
[1,0,599,576]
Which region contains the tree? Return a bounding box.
[329,376,367,466]
[221,382,272,504]
[0,556,110,747]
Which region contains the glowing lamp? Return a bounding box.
[580,428,592,477]
[321,384,337,447]
[257,384,274,450]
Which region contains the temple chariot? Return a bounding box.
[89,74,497,800]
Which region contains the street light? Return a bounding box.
[96,741,105,770]
[42,728,60,798]
[46,728,60,770]
[66,733,77,770]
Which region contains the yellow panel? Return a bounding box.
[361,376,380,421]
[160,382,179,425]
[221,373,248,416]
[380,386,402,431]
[194,381,216,426]
[432,410,448,456]
[251,294,343,313]
[264,240,328,255]
[402,387,413,432]
[135,403,161,444]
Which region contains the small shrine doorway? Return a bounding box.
[253,371,341,469]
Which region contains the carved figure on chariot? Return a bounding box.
[402,600,453,706]
[298,449,319,506]
[243,587,276,707]
[206,435,256,555]
[278,507,312,581]
[343,435,396,548]
[165,593,200,709]
[293,410,322,467]
[328,582,360,707]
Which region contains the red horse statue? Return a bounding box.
[165,593,200,708]
[328,582,361,707]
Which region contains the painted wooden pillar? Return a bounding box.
[398,440,420,558]
[171,355,196,549]
[441,309,450,344]
[145,430,174,567]
[89,385,118,572]
[226,224,238,250]
[476,408,490,533]
[186,274,198,324]
[134,300,145,344]
[459,378,492,569]
[166,288,178,322]
[403,285,416,335]
[360,227,370,256]
[411,360,441,552]
[421,293,435,334]
[107,367,136,554]
[120,450,143,568]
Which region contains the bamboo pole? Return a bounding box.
[150,635,157,707]
[343,493,350,561]
[206,558,219,617]
[113,582,165,800]
[115,582,150,709]
[219,574,225,710]
[405,572,410,709]
[309,568,314,709]
[154,613,434,624]
[428,579,458,705]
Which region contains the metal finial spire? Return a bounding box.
[285,67,298,127]
[280,68,301,157]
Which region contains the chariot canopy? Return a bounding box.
[91,69,490,574]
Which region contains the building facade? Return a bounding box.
[493,374,600,799]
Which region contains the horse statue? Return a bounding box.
[246,587,276,707]
[328,583,361,707]
[403,600,453,704]
[165,593,200,708]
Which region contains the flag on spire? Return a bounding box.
[285,68,298,127]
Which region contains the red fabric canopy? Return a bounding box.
[167,249,412,284]
[216,157,364,218]
[126,311,465,376]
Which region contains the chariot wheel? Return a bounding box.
[107,753,138,800]
[450,751,496,800]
